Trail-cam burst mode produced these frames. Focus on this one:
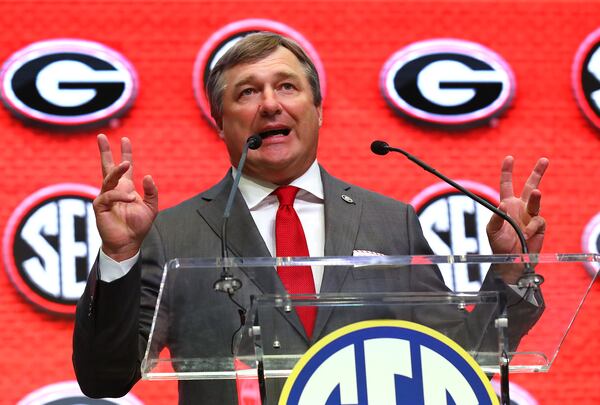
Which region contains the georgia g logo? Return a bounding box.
[193,19,327,128]
[0,39,137,127]
[380,39,515,127]
[280,320,497,405]
[573,27,600,131]
[581,212,600,277]
[2,184,101,315]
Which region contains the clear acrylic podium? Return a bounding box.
[140,254,599,403]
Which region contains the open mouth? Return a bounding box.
[257,128,291,139]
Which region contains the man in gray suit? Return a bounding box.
[73,33,548,403]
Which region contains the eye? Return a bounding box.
[239,87,256,98]
[280,82,296,91]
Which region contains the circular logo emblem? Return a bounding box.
[280,320,497,405]
[573,27,600,130]
[18,380,143,404]
[0,39,137,127]
[582,212,600,277]
[3,184,101,315]
[411,181,500,292]
[193,19,327,128]
[380,39,515,126]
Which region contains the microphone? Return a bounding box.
[370,140,544,290]
[370,140,390,156]
[214,134,263,293]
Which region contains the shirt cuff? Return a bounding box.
[98,249,140,282]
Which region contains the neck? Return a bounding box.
[238,159,317,185]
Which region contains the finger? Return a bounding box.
[101,161,130,193]
[142,175,159,213]
[524,215,546,240]
[520,157,549,202]
[487,201,507,234]
[526,189,542,218]
[94,189,136,210]
[98,133,115,177]
[499,156,515,201]
[121,137,134,180]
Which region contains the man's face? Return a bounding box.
[219,46,323,185]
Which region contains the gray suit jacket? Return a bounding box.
[73,167,540,404]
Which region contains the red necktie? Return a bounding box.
[274,186,317,338]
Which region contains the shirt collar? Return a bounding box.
[233,160,324,210]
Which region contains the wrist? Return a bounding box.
[492,263,523,284]
[101,243,140,262]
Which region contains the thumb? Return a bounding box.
[486,201,507,235]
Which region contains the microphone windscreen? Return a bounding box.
[370,140,390,155]
[247,135,263,150]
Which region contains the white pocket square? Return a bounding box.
[352,249,385,256]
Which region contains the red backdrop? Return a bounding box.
[0,1,599,403]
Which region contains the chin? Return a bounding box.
[254,149,295,166]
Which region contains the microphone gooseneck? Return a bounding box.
[214,135,263,294]
[371,140,541,405]
[370,140,544,290]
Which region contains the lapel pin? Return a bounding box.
[341,194,355,204]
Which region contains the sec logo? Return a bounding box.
[193,18,326,128]
[18,380,142,404]
[380,39,515,127]
[573,27,600,130]
[0,39,137,127]
[280,320,497,405]
[411,181,499,292]
[581,212,600,277]
[2,184,101,315]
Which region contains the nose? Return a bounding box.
[259,88,282,117]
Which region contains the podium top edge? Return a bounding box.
[165,253,600,269]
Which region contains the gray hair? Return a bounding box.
[205,32,322,127]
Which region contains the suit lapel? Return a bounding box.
[195,173,271,258]
[195,172,282,292]
[195,171,308,340]
[321,168,362,259]
[312,167,362,341]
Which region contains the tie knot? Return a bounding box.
[274,186,300,206]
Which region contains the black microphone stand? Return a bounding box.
[213,135,267,403]
[371,140,544,405]
[214,134,262,293]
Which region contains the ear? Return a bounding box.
[317,104,323,127]
[215,118,225,138]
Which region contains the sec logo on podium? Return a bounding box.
[280,320,497,405]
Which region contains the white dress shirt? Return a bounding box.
[235,160,325,292]
[99,160,326,292]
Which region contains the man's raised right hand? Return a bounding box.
[93,134,158,262]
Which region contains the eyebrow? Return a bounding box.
[231,71,302,90]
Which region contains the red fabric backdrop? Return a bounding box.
[0,1,598,403]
